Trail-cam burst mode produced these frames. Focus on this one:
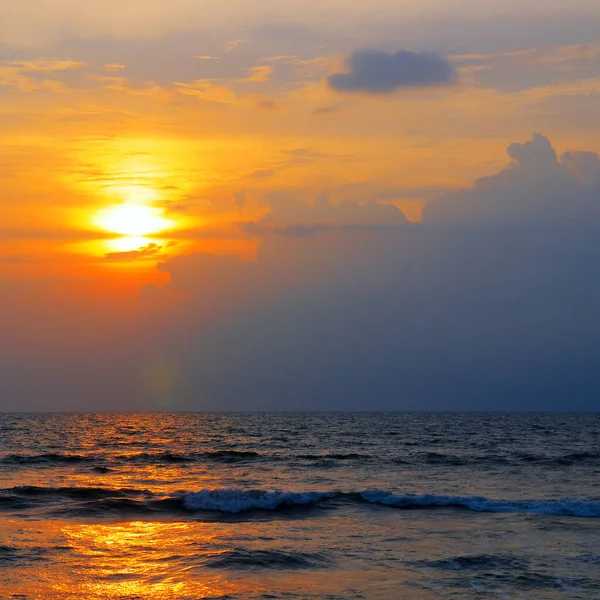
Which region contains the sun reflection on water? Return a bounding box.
[58,521,235,599]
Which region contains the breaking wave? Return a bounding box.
[2,486,599,518]
[183,489,335,512]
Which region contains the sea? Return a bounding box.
[1,412,600,599]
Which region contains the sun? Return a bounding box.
[94,203,174,237]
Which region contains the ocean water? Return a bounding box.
[1,413,600,599]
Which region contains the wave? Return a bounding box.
[419,554,594,592]
[515,451,600,466]
[1,450,265,468]
[54,497,186,517]
[119,451,195,464]
[420,553,528,571]
[0,486,147,510]
[412,450,600,467]
[0,453,92,465]
[3,486,600,518]
[5,449,599,470]
[115,450,263,465]
[10,485,141,498]
[421,452,469,466]
[183,489,335,512]
[361,490,600,517]
[202,450,262,463]
[92,466,115,473]
[296,453,369,461]
[0,545,47,566]
[202,548,333,570]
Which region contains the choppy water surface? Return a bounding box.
[1,412,600,599]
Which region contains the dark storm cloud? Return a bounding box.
[327,49,456,94]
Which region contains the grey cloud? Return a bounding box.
[327,49,456,94]
[263,192,408,228]
[240,222,328,237]
[241,222,405,238]
[141,134,600,411]
[561,150,600,186]
[424,133,600,224]
[239,193,408,237]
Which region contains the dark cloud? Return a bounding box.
[561,150,600,186]
[327,49,456,94]
[141,134,600,411]
[424,133,600,224]
[239,193,408,237]
[262,192,409,228]
[241,222,329,237]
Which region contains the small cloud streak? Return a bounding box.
[4,58,87,72]
[245,66,273,83]
[225,39,248,53]
[104,63,126,72]
[103,243,165,262]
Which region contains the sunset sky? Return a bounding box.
[2,1,600,410]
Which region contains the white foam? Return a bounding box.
[361,490,600,517]
[183,488,334,513]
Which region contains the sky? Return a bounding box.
[1,1,600,411]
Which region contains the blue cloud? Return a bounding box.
[327,49,456,93]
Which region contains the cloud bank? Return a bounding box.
[134,134,600,411]
[3,134,600,411]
